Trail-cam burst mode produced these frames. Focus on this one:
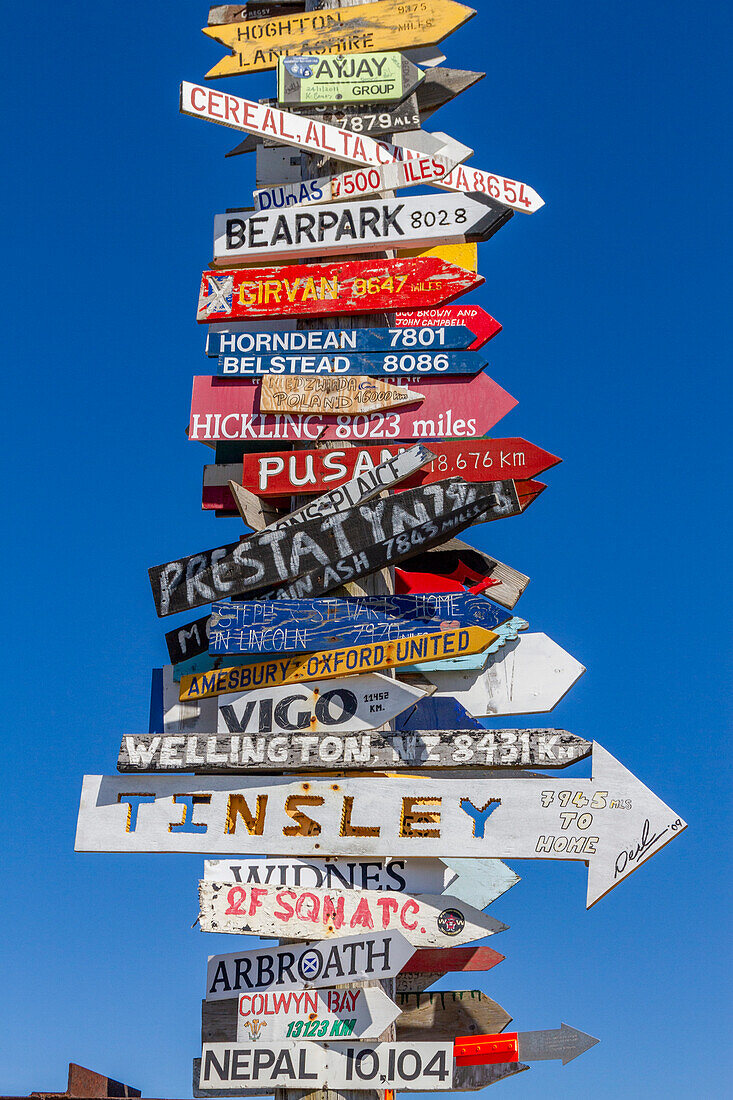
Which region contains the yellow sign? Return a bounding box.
[179,626,495,701]
[204,0,476,79]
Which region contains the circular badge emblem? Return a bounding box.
[298,949,323,980]
[437,908,466,936]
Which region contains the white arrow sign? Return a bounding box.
[206,931,415,1001]
[161,667,427,735]
[420,632,586,716]
[234,985,399,1042]
[253,154,452,211]
[75,745,686,906]
[199,882,506,946]
[213,192,510,264]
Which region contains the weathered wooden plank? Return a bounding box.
[257,375,423,414]
[75,747,688,908]
[415,66,485,119]
[206,323,477,355]
[199,882,506,946]
[209,439,559,497]
[277,52,425,107]
[253,154,452,210]
[149,478,521,618]
[205,931,415,1000]
[395,990,511,1041]
[195,1042,455,1091]
[418,632,586,717]
[196,258,483,323]
[189,373,516,442]
[192,1055,527,1095]
[161,670,426,736]
[203,0,477,78]
[202,592,511,655]
[212,194,512,265]
[229,93,422,146]
[438,159,544,214]
[217,349,486,377]
[117,729,591,774]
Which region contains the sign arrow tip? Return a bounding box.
[559,1023,600,1064]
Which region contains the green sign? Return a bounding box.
[277,52,424,107]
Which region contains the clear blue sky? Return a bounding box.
[2,1,730,1096]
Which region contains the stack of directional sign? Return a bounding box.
[75,1,687,1096]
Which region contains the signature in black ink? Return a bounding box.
[614,818,670,879]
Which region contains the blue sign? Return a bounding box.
[205,326,476,357]
[216,349,487,377]
[208,593,511,655]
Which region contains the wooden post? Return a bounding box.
[276,3,396,1098]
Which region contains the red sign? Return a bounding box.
[190,373,517,444]
[197,258,483,322]
[454,1033,520,1066]
[233,438,559,496]
[395,305,501,349]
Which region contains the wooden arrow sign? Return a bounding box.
[257,374,423,414]
[254,154,452,211]
[196,1041,456,1091]
[395,304,501,349]
[207,323,477,356]
[75,745,687,907]
[202,593,510,656]
[394,538,530,609]
[231,92,422,144]
[196,258,483,322]
[219,984,400,1042]
[416,67,485,120]
[419,632,586,716]
[194,626,495,689]
[454,1024,599,1067]
[182,80,463,173]
[189,372,516,442]
[439,160,545,214]
[205,930,416,1000]
[213,194,512,266]
[117,727,589,774]
[401,946,506,990]
[150,477,519,617]
[224,438,559,496]
[217,348,486,377]
[161,671,427,737]
[202,856,450,893]
[199,882,506,947]
[277,52,424,107]
[203,0,477,78]
[201,988,506,1044]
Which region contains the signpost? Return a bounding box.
[76,746,687,907]
[217,348,488,376]
[216,438,559,496]
[206,323,479,355]
[196,257,484,322]
[198,882,506,946]
[205,931,415,999]
[202,0,477,78]
[257,374,423,414]
[454,1024,599,1066]
[212,194,513,265]
[188,371,517,442]
[201,592,511,656]
[277,52,425,106]
[118,728,590,774]
[419,632,587,716]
